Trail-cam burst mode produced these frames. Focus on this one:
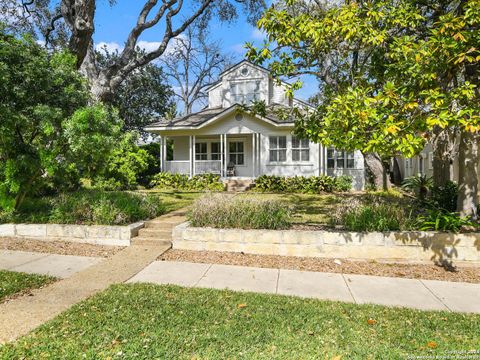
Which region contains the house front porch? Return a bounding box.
[159,134,261,178]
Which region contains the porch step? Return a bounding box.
[224,179,255,192]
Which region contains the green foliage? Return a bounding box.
[253,175,351,193]
[0,31,129,210]
[101,54,175,138]
[188,194,291,230]
[416,209,476,232]
[331,196,416,231]
[0,32,89,210]
[402,175,433,201]
[137,143,161,187]
[92,132,152,190]
[0,190,166,225]
[429,181,459,213]
[334,175,353,192]
[150,173,225,191]
[247,0,480,159]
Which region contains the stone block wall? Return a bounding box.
[0,222,144,246]
[172,222,480,265]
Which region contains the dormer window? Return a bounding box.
[231,80,261,105]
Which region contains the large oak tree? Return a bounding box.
[8,0,264,101]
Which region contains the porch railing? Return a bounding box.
[195,160,222,175]
[165,161,190,174]
[164,160,222,175]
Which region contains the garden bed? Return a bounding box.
[161,249,480,283]
[0,238,123,258]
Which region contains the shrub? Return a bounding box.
[402,175,433,201]
[0,190,165,225]
[48,190,164,225]
[188,194,291,230]
[331,196,416,231]
[150,173,224,191]
[429,181,458,212]
[253,175,349,193]
[334,175,353,192]
[416,209,475,232]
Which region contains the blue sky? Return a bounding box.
[93,1,318,102]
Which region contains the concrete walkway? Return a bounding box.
[0,210,187,344]
[0,250,101,278]
[128,261,480,314]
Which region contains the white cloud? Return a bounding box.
[251,28,266,41]
[231,43,246,55]
[95,41,123,54]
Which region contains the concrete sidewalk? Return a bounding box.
[0,250,101,278]
[128,261,480,314]
[0,210,188,344]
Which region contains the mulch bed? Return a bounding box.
[160,249,480,284]
[0,237,124,258]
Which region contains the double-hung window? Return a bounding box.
[211,142,221,161]
[327,148,355,169]
[269,136,287,162]
[229,142,244,165]
[292,136,310,162]
[195,143,207,160]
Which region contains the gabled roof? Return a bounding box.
[145,104,295,132]
[218,60,271,78]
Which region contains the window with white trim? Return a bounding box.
[229,142,244,165]
[231,81,261,105]
[195,143,207,160]
[292,136,310,162]
[327,148,335,169]
[327,148,355,169]
[346,152,355,169]
[211,142,221,161]
[269,136,287,162]
[428,152,433,170]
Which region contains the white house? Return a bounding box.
[145,60,366,190]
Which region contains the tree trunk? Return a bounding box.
[432,126,454,187]
[457,130,479,218]
[363,152,391,191]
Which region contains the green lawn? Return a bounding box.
[0,270,55,302]
[238,192,347,226]
[138,190,202,213]
[1,284,478,359]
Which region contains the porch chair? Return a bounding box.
[226,162,236,177]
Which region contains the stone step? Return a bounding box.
[137,228,172,238]
[144,222,177,230]
[131,238,172,247]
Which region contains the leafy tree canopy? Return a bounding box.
[0,31,122,210]
[247,0,480,158]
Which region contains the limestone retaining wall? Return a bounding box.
[0,222,144,246]
[173,222,480,265]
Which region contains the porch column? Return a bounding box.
[159,136,164,172]
[252,133,256,177]
[162,136,167,173]
[189,135,193,177]
[220,134,224,177]
[192,135,196,176]
[257,133,261,176]
[224,133,228,176]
